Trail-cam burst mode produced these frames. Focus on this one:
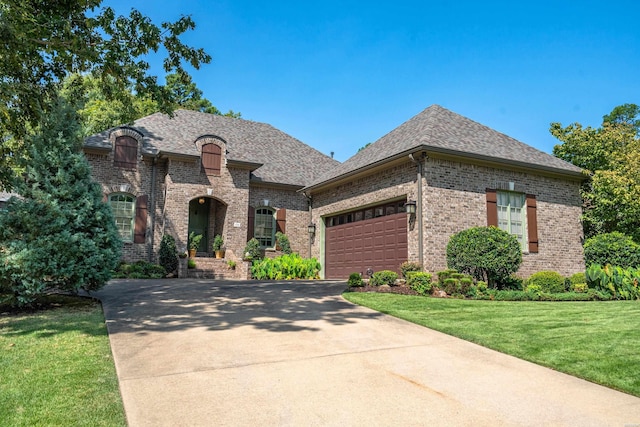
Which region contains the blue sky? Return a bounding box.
[104,0,640,162]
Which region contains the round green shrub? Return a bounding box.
[583,232,640,268]
[243,238,262,261]
[569,272,586,285]
[407,272,432,295]
[525,271,566,293]
[446,226,522,288]
[347,273,364,287]
[370,270,398,286]
[400,261,422,278]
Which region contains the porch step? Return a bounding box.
[185,257,250,280]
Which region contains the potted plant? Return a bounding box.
[213,234,225,259]
[188,232,203,258]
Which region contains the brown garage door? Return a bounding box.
[325,212,407,279]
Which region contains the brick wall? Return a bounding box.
[311,157,585,279]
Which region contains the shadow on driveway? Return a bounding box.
[95,279,379,335]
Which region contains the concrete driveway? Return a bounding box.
[96,279,640,426]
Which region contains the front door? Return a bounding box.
[188,198,210,253]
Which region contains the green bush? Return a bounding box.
[0,101,121,307]
[187,259,196,269]
[348,273,364,287]
[571,283,588,293]
[443,278,460,295]
[586,264,640,300]
[243,238,262,261]
[370,270,398,286]
[569,272,586,285]
[399,261,422,278]
[496,275,524,290]
[583,232,640,268]
[525,271,566,293]
[436,269,458,286]
[446,226,522,288]
[251,253,321,280]
[158,234,178,275]
[112,261,165,279]
[407,272,432,295]
[275,232,292,254]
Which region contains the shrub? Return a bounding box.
[407,272,432,295]
[571,283,588,293]
[370,270,398,286]
[569,272,586,285]
[251,254,321,280]
[399,261,422,278]
[112,261,165,279]
[443,278,460,295]
[187,259,196,269]
[347,273,364,287]
[446,226,522,288]
[586,264,640,300]
[525,271,566,293]
[496,275,524,290]
[243,238,262,261]
[0,101,121,307]
[583,232,640,268]
[158,234,178,275]
[436,269,458,286]
[227,260,236,270]
[275,232,292,254]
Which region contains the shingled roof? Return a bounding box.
[306,105,583,189]
[84,110,339,187]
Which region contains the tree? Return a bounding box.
[551,104,640,241]
[165,73,241,118]
[0,99,122,307]
[0,0,211,189]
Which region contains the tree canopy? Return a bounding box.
[551,104,640,241]
[0,0,211,189]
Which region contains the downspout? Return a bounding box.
[148,154,158,262]
[409,153,424,268]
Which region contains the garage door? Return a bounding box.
[325,211,407,279]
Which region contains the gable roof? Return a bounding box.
[84,110,339,187]
[305,105,583,189]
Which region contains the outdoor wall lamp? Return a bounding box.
[307,223,316,235]
[198,197,205,205]
[404,200,417,215]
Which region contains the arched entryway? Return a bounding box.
[188,196,227,255]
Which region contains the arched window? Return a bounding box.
[202,144,222,175]
[109,193,135,242]
[114,136,138,169]
[254,207,275,247]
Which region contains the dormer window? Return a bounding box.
[114,136,138,169]
[202,143,222,176]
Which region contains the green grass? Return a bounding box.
[0,296,127,426]
[343,292,640,397]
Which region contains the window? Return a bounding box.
[202,144,222,175]
[254,207,275,247]
[109,193,135,241]
[497,191,526,250]
[114,136,138,169]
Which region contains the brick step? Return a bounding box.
[183,257,250,280]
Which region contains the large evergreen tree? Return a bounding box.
[0,100,122,307]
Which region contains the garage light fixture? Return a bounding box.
[404,200,417,215]
[308,223,316,235]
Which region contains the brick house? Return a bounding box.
[83,105,585,279]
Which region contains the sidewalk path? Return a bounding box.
[97,279,640,426]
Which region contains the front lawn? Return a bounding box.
[343,292,640,397]
[0,296,126,426]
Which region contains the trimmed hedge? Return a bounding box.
[370,270,398,286]
[406,272,432,295]
[583,232,640,268]
[446,226,522,288]
[525,271,566,293]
